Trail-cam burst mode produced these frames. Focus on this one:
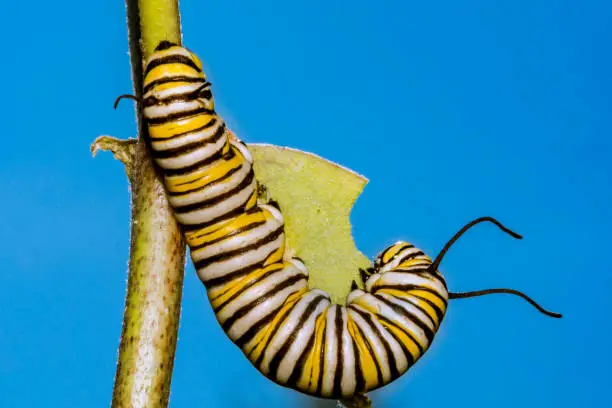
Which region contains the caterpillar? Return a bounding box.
[115,41,562,399]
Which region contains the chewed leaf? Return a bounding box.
[249,143,371,304]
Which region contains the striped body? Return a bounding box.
[141,41,449,398]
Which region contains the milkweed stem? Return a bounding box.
[93,1,186,407]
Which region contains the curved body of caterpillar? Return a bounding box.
[133,41,560,399]
[139,41,447,398]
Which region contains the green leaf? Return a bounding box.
[249,144,371,304]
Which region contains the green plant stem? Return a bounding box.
[96,0,185,407]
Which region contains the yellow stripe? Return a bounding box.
[190,52,204,71]
[408,289,447,314]
[378,319,422,362]
[152,81,201,94]
[184,218,233,249]
[206,276,240,301]
[395,256,431,269]
[377,288,441,326]
[246,288,307,362]
[381,243,406,264]
[185,210,265,249]
[299,309,328,393]
[144,63,203,86]
[165,147,240,193]
[148,113,215,139]
[264,241,285,266]
[245,190,258,210]
[352,299,424,360]
[210,263,282,310]
[347,318,379,390]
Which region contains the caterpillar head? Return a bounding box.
[142,41,214,111]
[364,218,561,318]
[349,241,440,302]
[373,241,433,274]
[365,241,446,292]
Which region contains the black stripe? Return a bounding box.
[435,273,448,289]
[194,226,283,270]
[374,295,435,344]
[332,307,344,398]
[286,328,317,388]
[213,263,283,313]
[354,308,399,384]
[175,168,255,215]
[190,218,266,254]
[411,294,446,323]
[397,243,415,251]
[152,133,220,160]
[151,120,224,159]
[374,284,448,308]
[375,312,423,356]
[235,303,282,349]
[179,203,237,233]
[387,295,440,331]
[146,106,215,126]
[315,317,327,396]
[164,140,230,177]
[268,296,326,380]
[143,83,211,107]
[372,315,415,371]
[376,244,414,267]
[144,75,205,94]
[199,89,213,100]
[351,335,366,393]
[145,53,202,75]
[154,40,176,51]
[351,315,383,387]
[181,189,253,242]
[221,274,305,334]
[393,265,430,273]
[182,205,260,240]
[200,261,262,288]
[171,159,241,195]
[397,249,424,264]
[163,146,228,178]
[359,268,371,286]
[254,295,304,368]
[367,312,400,380]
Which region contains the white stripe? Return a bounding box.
[151,117,221,151]
[347,307,393,383]
[377,292,436,331]
[155,132,227,170]
[215,266,305,324]
[359,294,429,349]
[195,234,284,282]
[339,307,357,397]
[260,290,326,374]
[144,99,203,120]
[174,177,255,225]
[167,162,252,208]
[320,305,339,397]
[226,280,307,344]
[190,208,282,261]
[275,291,330,383]
[370,271,449,300]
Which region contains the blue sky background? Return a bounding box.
[1,0,610,407]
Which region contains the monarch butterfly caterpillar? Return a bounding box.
[115,41,562,399]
